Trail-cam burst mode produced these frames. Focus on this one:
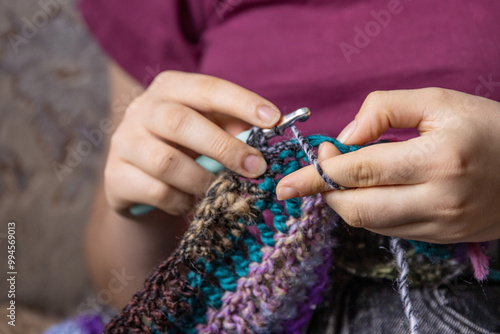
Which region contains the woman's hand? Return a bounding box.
[277,88,500,243]
[105,71,280,215]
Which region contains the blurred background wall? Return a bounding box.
[0,0,109,332]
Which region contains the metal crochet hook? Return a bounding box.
[193,107,310,173]
[129,107,311,215]
[261,107,311,140]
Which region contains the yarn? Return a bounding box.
[467,243,489,281]
[290,125,417,332]
[289,125,343,190]
[104,125,496,334]
[390,238,419,334]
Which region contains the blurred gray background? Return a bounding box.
[0,0,109,332]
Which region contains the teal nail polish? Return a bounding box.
[129,204,155,216]
[195,130,252,173]
[236,130,252,142]
[195,155,225,173]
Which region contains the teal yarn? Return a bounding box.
[254,198,276,246]
[286,197,303,218]
[305,134,362,153]
[188,270,222,309]
[226,234,253,277]
[488,269,500,280]
[241,231,263,263]
[283,159,302,176]
[106,126,496,334]
[213,263,239,291]
[270,201,289,233]
[408,240,451,260]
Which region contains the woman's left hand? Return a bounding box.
[276,88,500,243]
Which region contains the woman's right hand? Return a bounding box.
[104,71,281,215]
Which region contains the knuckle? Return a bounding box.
[344,193,367,228]
[210,135,236,163]
[433,192,468,223]
[170,201,193,216]
[150,70,176,89]
[198,76,223,109]
[438,149,469,180]
[426,87,452,103]
[126,92,147,114]
[148,182,170,203]
[364,90,385,107]
[164,108,190,135]
[200,76,221,95]
[346,207,363,228]
[151,149,177,176]
[350,158,378,187]
[447,155,468,179]
[395,159,417,182]
[104,193,121,211]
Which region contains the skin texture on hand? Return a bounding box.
[104,71,281,216]
[277,88,500,244]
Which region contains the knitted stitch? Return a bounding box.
[105,126,496,334]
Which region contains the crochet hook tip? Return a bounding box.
[262,107,310,139]
[280,107,310,127]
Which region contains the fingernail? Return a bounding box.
[243,154,267,175]
[337,120,356,143]
[258,105,280,124]
[277,187,300,200]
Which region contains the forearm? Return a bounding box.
[85,181,186,308]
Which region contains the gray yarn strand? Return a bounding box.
[390,237,419,334]
[290,125,343,190]
[290,125,418,334]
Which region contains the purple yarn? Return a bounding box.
[282,247,333,334]
[278,198,338,334]
[453,243,470,262]
[198,195,333,333]
[75,314,105,334]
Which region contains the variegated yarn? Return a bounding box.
[104,126,497,334]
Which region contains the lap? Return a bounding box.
[308,273,500,334]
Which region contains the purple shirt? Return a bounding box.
[79,0,500,139]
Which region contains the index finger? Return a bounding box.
[277,140,430,200]
[149,71,281,128]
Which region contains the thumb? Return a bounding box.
[337,88,447,145]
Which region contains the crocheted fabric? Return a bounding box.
[104,127,498,334]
